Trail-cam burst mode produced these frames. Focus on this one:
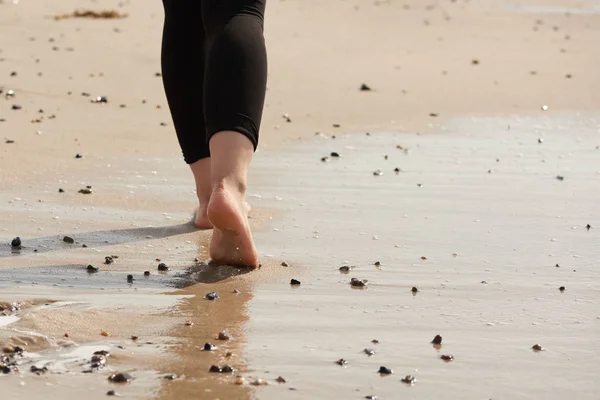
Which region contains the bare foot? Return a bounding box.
[193,206,213,230]
[207,184,258,268]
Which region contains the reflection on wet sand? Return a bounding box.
[156,237,255,400]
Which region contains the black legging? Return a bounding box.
[161,0,267,164]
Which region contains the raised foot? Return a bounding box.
[193,206,213,230]
[207,185,258,268]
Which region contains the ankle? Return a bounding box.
[212,178,247,197]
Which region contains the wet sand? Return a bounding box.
[1,0,600,399]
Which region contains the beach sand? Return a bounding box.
[1,0,599,398]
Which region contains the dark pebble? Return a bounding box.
[411,286,419,293]
[217,331,231,341]
[107,390,117,396]
[350,278,368,287]
[163,374,177,380]
[87,265,99,273]
[394,167,401,173]
[75,153,83,159]
[127,274,134,282]
[290,279,301,285]
[559,286,565,292]
[221,365,235,373]
[339,266,353,273]
[586,224,592,231]
[109,372,133,383]
[333,124,341,128]
[94,350,110,357]
[532,344,544,351]
[378,366,393,375]
[105,256,114,265]
[429,112,439,117]
[401,375,416,384]
[281,261,289,267]
[276,376,287,383]
[92,96,108,104]
[209,365,221,373]
[11,237,21,247]
[365,396,377,400]
[157,263,170,271]
[5,139,14,144]
[58,188,65,193]
[335,359,347,366]
[330,152,340,157]
[556,175,564,181]
[441,354,454,362]
[205,292,219,300]
[360,83,372,91]
[12,104,22,110]
[321,156,329,162]
[30,365,48,375]
[78,188,92,194]
[555,263,560,268]
[144,271,150,276]
[203,343,217,351]
[374,261,381,267]
[432,335,443,345]
[131,336,139,341]
[82,244,88,248]
[2,366,11,374]
[364,348,375,356]
[63,236,74,244]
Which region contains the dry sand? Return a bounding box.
[1,0,599,399]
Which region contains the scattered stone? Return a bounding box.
[144,271,150,276]
[232,289,240,294]
[131,336,139,341]
[12,104,22,110]
[364,348,375,356]
[333,124,341,128]
[373,169,383,176]
[559,286,565,292]
[127,274,134,282]
[281,261,289,267]
[394,167,401,173]
[251,379,269,386]
[532,344,544,352]
[411,286,419,293]
[5,139,14,144]
[556,175,564,181]
[75,153,83,159]
[538,138,544,144]
[58,188,65,193]
[63,236,75,244]
[109,372,133,383]
[365,396,377,400]
[209,365,234,373]
[321,156,329,162]
[330,152,340,158]
[203,343,217,351]
[235,376,245,385]
[374,261,381,267]
[432,335,443,345]
[282,114,292,123]
[555,264,560,268]
[91,96,108,104]
[471,59,480,65]
[586,224,592,231]
[339,266,353,273]
[360,83,372,91]
[11,237,21,248]
[221,365,235,373]
[87,265,99,273]
[185,321,194,326]
[378,366,393,375]
[335,359,347,366]
[401,375,417,384]
[420,256,427,260]
[372,339,379,344]
[101,331,110,337]
[94,350,110,357]
[30,365,48,375]
[163,374,177,380]
[157,263,170,271]
[106,390,118,396]
[218,331,231,341]
[276,376,287,383]
[78,188,92,194]
[91,355,107,369]
[205,292,219,300]
[225,351,233,357]
[104,256,114,264]
[350,278,368,287]
[290,279,301,286]
[2,366,12,374]
[429,113,439,117]
[441,354,454,362]
[541,105,549,111]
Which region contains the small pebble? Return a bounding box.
[394,167,401,173]
[411,287,419,293]
[290,279,301,286]
[87,265,99,273]
[11,237,21,248]
[251,379,269,386]
[105,256,114,265]
[321,156,329,162]
[432,335,443,345]
[12,104,22,110]
[335,359,348,366]
[281,261,289,267]
[131,336,139,341]
[235,376,245,385]
[363,348,375,356]
[374,261,381,267]
[339,266,353,273]
[276,376,287,383]
[371,339,379,344]
[143,271,150,276]
[205,292,219,300]
[203,343,217,351]
[532,344,544,351]
[127,274,134,282]
[218,331,231,341]
[360,83,372,91]
[365,396,377,400]
[63,236,74,244]
[106,390,117,396]
[185,321,194,326]
[559,286,565,292]
[330,152,340,157]
[378,366,393,375]
[101,331,110,337]
[441,354,454,362]
[221,365,235,373]
[373,169,383,176]
[58,188,65,193]
[350,278,368,287]
[75,153,83,159]
[586,224,592,231]
[78,188,92,194]
[556,175,564,181]
[157,263,170,271]
[163,374,177,380]
[109,372,133,383]
[401,375,417,384]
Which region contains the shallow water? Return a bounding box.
[244,112,600,399]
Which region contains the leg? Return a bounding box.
[202,0,268,267]
[161,0,213,229]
